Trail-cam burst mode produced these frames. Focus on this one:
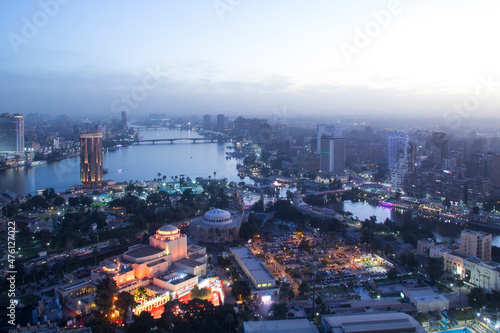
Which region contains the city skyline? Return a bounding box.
[1,0,500,122]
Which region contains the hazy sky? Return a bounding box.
[1,0,499,123]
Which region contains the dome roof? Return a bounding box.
[158,224,179,233]
[105,262,119,270]
[203,209,232,223]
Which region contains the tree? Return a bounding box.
[190,285,212,300]
[426,257,444,282]
[278,282,295,305]
[314,295,323,308]
[231,280,251,300]
[298,281,310,296]
[136,286,148,300]
[399,252,418,270]
[271,302,288,319]
[42,187,56,200]
[384,242,394,256]
[68,196,80,207]
[53,195,66,207]
[127,311,155,333]
[94,277,118,315]
[85,317,115,333]
[387,268,398,281]
[468,287,486,309]
[299,239,312,252]
[115,291,136,319]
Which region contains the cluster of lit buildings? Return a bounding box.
[418,229,500,292]
[56,224,222,317]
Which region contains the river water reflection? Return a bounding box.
[343,200,500,247]
[0,129,251,195]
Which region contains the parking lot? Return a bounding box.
[251,223,391,300]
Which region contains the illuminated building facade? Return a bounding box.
[80,132,103,187]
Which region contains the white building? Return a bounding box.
[459,229,492,261]
[444,252,465,276]
[429,244,454,259]
[463,257,500,292]
[403,288,449,313]
[417,239,435,257]
[230,247,275,290]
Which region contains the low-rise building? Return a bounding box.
[402,288,449,312]
[320,312,426,333]
[463,257,500,292]
[417,239,435,257]
[444,252,466,276]
[230,247,275,290]
[59,224,208,316]
[243,319,318,333]
[429,244,454,259]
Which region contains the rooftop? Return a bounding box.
[189,253,206,261]
[404,288,449,303]
[175,258,204,268]
[124,245,164,259]
[159,271,196,285]
[243,319,318,333]
[322,312,426,333]
[230,247,275,283]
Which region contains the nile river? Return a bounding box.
[343,200,500,246]
[1,129,499,245]
[0,129,250,196]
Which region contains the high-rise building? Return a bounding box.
[407,142,417,172]
[217,114,226,132]
[317,125,341,155]
[491,154,500,188]
[0,113,24,153]
[459,229,492,261]
[203,114,211,130]
[319,136,345,175]
[80,132,103,187]
[120,111,128,132]
[431,132,449,163]
[387,134,408,170]
[388,134,409,193]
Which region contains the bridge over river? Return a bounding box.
[113,137,230,145]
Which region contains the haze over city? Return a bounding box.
[3,1,500,332]
[1,0,500,120]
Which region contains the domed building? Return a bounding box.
[190,208,246,243]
